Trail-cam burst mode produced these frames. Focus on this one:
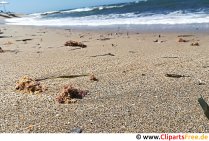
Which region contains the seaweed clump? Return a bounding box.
[64,40,87,48]
[56,85,88,104]
[15,76,46,94]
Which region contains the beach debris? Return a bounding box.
[64,40,87,48]
[79,35,84,38]
[129,51,136,54]
[90,53,115,57]
[154,39,158,42]
[190,42,200,46]
[16,38,33,42]
[0,35,11,38]
[90,74,98,82]
[0,47,4,53]
[70,128,83,133]
[178,35,194,37]
[197,79,206,85]
[35,74,88,81]
[198,96,209,119]
[97,37,111,41]
[154,39,165,43]
[178,38,189,42]
[15,76,46,94]
[111,43,117,47]
[161,56,179,59]
[165,74,189,78]
[56,85,88,104]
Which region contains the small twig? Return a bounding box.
[35,74,89,81]
[16,39,33,42]
[90,53,115,57]
[165,74,190,78]
[162,57,179,59]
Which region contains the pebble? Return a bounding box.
[70,128,83,133]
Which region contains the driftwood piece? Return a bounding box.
[64,40,87,48]
[198,96,209,119]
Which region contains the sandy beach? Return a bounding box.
[0,24,209,133]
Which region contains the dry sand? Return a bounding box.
[0,25,209,133]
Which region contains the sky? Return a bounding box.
[2,0,136,14]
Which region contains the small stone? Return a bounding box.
[70,128,83,133]
[198,79,206,85]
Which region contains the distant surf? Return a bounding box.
[5,0,209,27]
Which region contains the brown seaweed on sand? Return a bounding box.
[190,42,200,46]
[15,76,46,94]
[64,40,87,48]
[56,85,88,104]
[90,74,98,82]
[178,38,189,42]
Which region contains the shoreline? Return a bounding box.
[3,22,209,34]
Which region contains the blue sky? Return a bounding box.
[4,0,136,14]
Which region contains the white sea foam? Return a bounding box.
[5,11,209,26]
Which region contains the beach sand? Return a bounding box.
[0,25,209,133]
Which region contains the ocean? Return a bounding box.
[5,0,209,28]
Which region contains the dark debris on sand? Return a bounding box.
[56,85,88,104]
[64,40,87,48]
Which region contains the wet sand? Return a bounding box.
[0,25,209,133]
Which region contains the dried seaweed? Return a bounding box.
[56,85,88,104]
[191,42,200,46]
[178,38,189,42]
[64,40,87,48]
[15,76,46,94]
[90,74,98,82]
